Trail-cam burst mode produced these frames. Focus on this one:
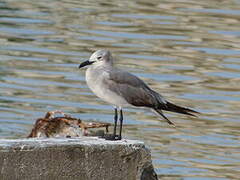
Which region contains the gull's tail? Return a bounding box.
[154,101,199,125]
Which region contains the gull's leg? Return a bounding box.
[117,108,123,140]
[105,107,118,140]
[113,107,118,137]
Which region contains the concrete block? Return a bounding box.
[0,137,157,180]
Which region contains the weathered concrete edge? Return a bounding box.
[0,137,145,150]
[0,137,158,180]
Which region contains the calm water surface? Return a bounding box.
[0,0,240,179]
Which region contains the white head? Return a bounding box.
[79,50,113,69]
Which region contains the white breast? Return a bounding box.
[86,67,129,107]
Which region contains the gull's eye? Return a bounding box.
[97,56,102,60]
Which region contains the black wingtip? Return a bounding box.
[154,108,175,125]
[162,101,199,117]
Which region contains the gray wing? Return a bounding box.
[104,68,166,107]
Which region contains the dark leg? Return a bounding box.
[117,109,123,140]
[113,108,118,137]
[105,107,119,140]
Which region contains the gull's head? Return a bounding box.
[79,50,113,69]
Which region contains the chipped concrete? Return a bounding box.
[0,137,157,180]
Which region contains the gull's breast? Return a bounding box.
[86,67,129,107]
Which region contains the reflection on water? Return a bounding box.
[0,0,240,179]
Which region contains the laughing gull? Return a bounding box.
[79,50,198,140]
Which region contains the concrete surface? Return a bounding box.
[0,137,158,180]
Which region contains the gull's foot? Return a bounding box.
[114,135,122,140]
[104,134,121,141]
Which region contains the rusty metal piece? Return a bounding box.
[28,111,110,138]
